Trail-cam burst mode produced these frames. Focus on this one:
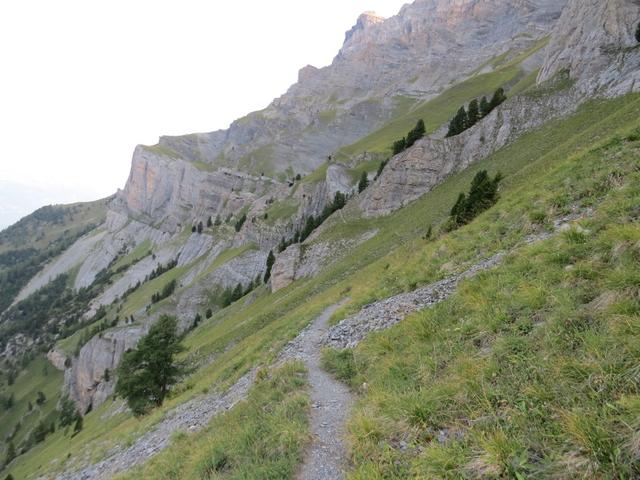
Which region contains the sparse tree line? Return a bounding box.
[446,88,506,138]
[392,119,427,155]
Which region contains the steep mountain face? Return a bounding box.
[538,0,640,94]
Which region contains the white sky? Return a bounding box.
[0,0,407,228]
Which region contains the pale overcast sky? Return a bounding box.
[0,0,407,228]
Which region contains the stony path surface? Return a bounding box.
[281,302,354,480]
[55,371,256,480]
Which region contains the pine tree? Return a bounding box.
[116,316,186,415]
[375,159,388,180]
[214,215,221,226]
[358,171,369,193]
[636,23,640,43]
[36,391,46,406]
[490,87,507,109]
[333,191,346,210]
[264,250,276,282]
[406,119,426,148]
[392,138,406,155]
[300,216,316,241]
[191,225,196,233]
[197,221,203,234]
[447,107,468,137]
[205,308,213,319]
[206,216,212,228]
[234,214,247,232]
[479,96,490,118]
[58,395,77,428]
[467,99,480,128]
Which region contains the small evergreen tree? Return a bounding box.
[33,420,48,443]
[36,391,46,406]
[192,313,201,329]
[447,107,468,137]
[214,215,221,226]
[104,368,110,382]
[636,23,640,43]
[358,171,369,193]
[197,221,203,234]
[392,138,406,155]
[333,191,346,210]
[205,308,213,319]
[300,216,316,242]
[206,216,212,228]
[406,119,426,148]
[467,99,480,128]
[490,87,507,109]
[449,170,502,227]
[231,283,243,302]
[479,96,491,118]
[116,316,186,415]
[58,395,77,428]
[375,159,388,180]
[191,225,196,233]
[234,214,247,232]
[264,250,276,282]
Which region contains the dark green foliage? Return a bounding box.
[449,170,502,227]
[447,88,507,138]
[197,221,203,234]
[467,99,480,128]
[447,106,468,137]
[405,119,426,149]
[32,420,49,444]
[479,96,490,118]
[234,214,247,232]
[103,368,110,382]
[375,159,388,180]
[58,395,77,428]
[191,225,196,233]
[205,308,213,319]
[392,119,426,155]
[636,23,640,43]
[392,138,406,155]
[358,171,369,193]
[1,392,14,411]
[73,316,117,357]
[115,315,185,415]
[148,259,177,281]
[206,216,212,228]
[214,215,221,226]
[151,279,177,304]
[300,216,317,242]
[5,473,14,480]
[264,251,276,283]
[490,87,507,109]
[36,390,46,406]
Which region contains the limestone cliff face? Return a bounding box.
[66,326,146,413]
[361,81,582,217]
[538,0,640,95]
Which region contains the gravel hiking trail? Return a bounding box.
[285,302,354,480]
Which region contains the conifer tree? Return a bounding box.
[205,308,213,319]
[406,119,426,148]
[636,23,640,43]
[234,214,247,232]
[206,216,212,228]
[375,159,388,180]
[116,316,186,415]
[214,215,221,226]
[479,96,490,118]
[358,171,369,193]
[197,221,203,234]
[73,414,83,435]
[264,250,276,282]
[392,138,406,155]
[490,87,507,109]
[467,99,480,128]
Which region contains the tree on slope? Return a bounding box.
[358,171,369,193]
[264,250,276,282]
[636,22,640,43]
[116,315,186,415]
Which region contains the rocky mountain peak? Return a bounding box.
[343,11,386,45]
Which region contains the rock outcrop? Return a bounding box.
[360,81,581,217]
[66,326,146,413]
[538,0,640,95]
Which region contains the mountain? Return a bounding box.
[1,0,640,478]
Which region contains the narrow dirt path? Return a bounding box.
[281,302,354,480]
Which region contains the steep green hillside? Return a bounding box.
[0,199,108,314]
[4,89,636,479]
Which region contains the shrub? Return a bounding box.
[449,170,502,227]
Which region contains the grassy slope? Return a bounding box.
[328,129,640,479]
[0,356,64,458]
[4,92,639,478]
